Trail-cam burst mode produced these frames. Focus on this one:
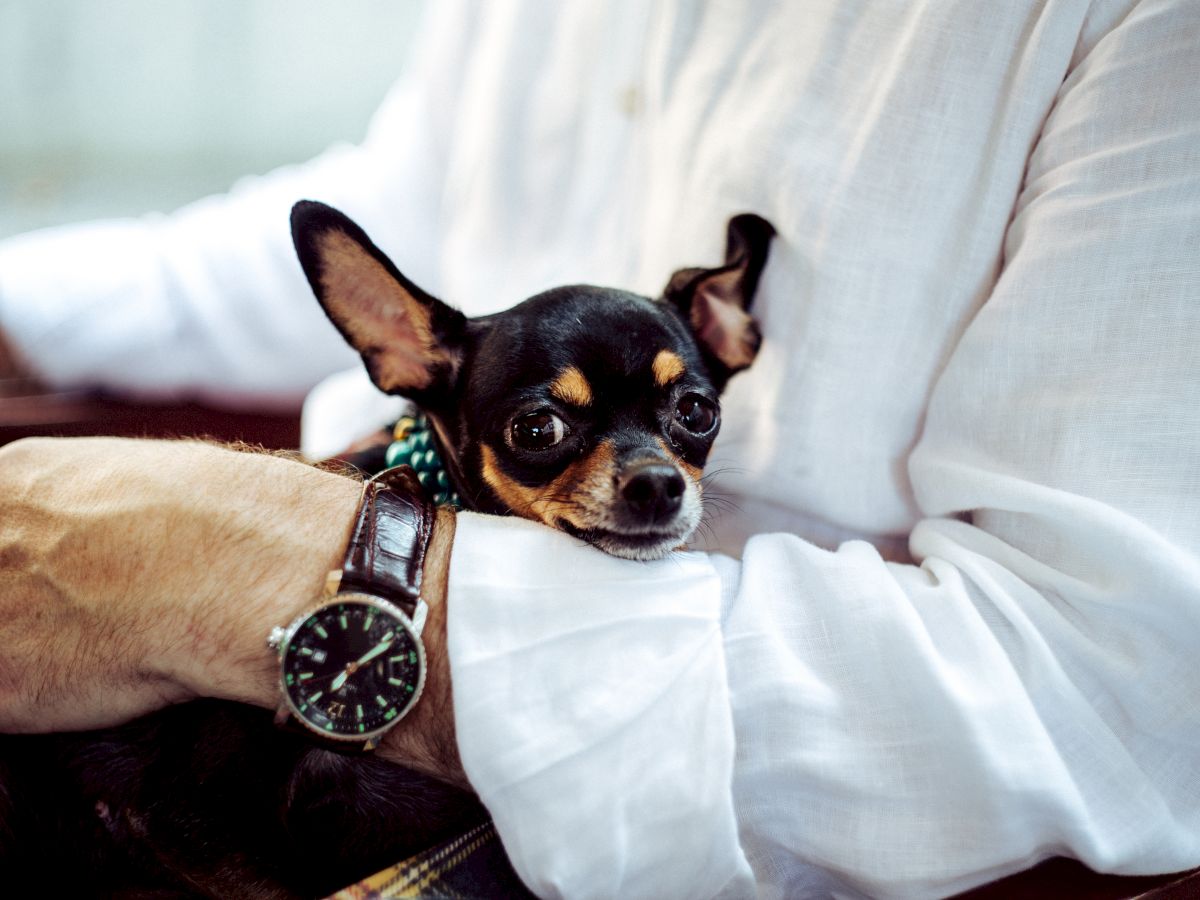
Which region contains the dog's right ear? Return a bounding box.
[291,200,467,398]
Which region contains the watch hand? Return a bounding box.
[328,638,395,693]
[354,637,394,667]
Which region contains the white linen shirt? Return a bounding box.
[2,1,1199,897]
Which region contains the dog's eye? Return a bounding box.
[675,394,717,435]
[511,411,568,451]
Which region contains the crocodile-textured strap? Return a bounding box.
[339,466,435,617]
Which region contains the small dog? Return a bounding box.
[292,200,774,559]
[0,206,773,898]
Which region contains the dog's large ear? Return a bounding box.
[291,200,467,398]
[663,214,775,384]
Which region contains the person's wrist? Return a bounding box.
[375,506,465,787]
[165,451,364,712]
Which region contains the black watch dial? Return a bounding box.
[280,597,425,740]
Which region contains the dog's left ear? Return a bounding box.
[291,200,467,399]
[663,213,775,383]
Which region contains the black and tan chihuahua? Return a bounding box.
[0,205,773,899]
[292,200,774,560]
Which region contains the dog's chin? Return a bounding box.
[559,520,695,561]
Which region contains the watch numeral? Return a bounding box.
[327,701,347,717]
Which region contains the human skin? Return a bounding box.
[0,436,465,787]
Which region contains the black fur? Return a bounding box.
[0,702,486,898]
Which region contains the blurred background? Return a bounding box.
[0,0,426,447]
[0,0,426,239]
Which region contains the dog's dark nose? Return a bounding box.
[619,463,685,524]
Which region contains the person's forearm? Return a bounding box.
[0,437,358,728]
[0,437,462,783]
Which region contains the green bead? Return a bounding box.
[436,470,449,489]
[417,471,430,487]
[384,442,405,468]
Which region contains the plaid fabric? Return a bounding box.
[328,820,536,900]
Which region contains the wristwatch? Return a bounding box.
[267,466,434,751]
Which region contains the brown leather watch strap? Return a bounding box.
[339,466,435,617]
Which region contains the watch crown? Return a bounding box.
[266,625,286,651]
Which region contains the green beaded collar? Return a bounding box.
[383,414,461,509]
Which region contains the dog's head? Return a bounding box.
[292,201,773,559]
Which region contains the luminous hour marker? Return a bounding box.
[389,655,404,664]
[309,691,323,702]
[356,704,364,720]
[384,708,398,721]
[388,677,404,686]
[314,624,328,639]
[298,647,314,656]
[339,613,348,630]
[363,613,375,631]
[375,694,388,707]
[299,672,314,681]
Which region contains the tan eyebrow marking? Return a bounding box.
[652,349,686,387]
[550,365,593,407]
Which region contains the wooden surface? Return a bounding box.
[0,378,300,449]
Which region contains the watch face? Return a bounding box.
[279,596,425,741]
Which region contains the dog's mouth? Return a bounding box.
[558,520,694,561]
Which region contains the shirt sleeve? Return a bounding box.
[446,3,1200,897]
[0,2,478,407]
